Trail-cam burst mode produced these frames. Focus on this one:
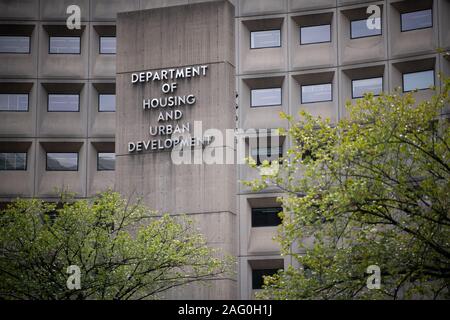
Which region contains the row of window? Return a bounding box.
[0,35,116,54]
[0,70,434,112]
[0,152,115,171]
[0,93,115,112]
[250,9,432,49]
[250,69,435,107]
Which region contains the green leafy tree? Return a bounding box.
[0,191,231,300]
[245,77,450,299]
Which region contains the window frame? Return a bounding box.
[45,152,79,172]
[48,36,81,55]
[0,93,29,112]
[99,36,116,55]
[250,87,282,108]
[97,152,115,171]
[300,83,333,104]
[350,17,382,40]
[0,152,27,171]
[351,76,383,99]
[98,93,116,112]
[400,8,433,33]
[251,207,283,228]
[252,268,280,290]
[250,29,282,50]
[299,24,332,45]
[47,93,80,112]
[402,69,435,93]
[0,35,31,54]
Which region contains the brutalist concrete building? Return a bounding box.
[0,0,449,300]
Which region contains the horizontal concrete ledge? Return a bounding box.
[153,210,237,217]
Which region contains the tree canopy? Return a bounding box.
[245,77,450,299]
[0,191,230,300]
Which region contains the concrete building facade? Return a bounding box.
[0,0,449,299]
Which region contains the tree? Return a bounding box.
[245,77,450,299]
[0,191,231,300]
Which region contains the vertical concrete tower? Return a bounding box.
[115,1,236,299]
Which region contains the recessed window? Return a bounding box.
[301,83,332,104]
[99,94,116,112]
[0,36,30,53]
[401,9,432,32]
[46,153,78,171]
[0,94,28,111]
[402,70,434,92]
[99,36,116,54]
[251,88,281,107]
[97,152,115,171]
[252,207,282,227]
[252,269,280,290]
[49,36,80,54]
[352,77,383,98]
[300,24,331,45]
[0,152,26,171]
[350,18,382,39]
[250,30,281,49]
[48,94,79,112]
[250,146,282,166]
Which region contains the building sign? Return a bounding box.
[127,65,213,153]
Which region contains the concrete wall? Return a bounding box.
[115,0,237,299]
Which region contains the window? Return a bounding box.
[252,207,282,227]
[251,88,281,107]
[401,9,432,32]
[49,36,80,54]
[250,30,281,49]
[46,153,78,171]
[252,269,279,290]
[0,153,26,171]
[251,146,282,166]
[0,36,30,53]
[301,83,332,103]
[402,70,434,92]
[0,94,28,111]
[350,18,382,39]
[97,152,115,171]
[48,94,79,112]
[352,77,383,98]
[99,94,116,112]
[99,36,116,54]
[300,24,331,45]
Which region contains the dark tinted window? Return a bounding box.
[252,269,279,289]
[99,36,116,54]
[97,153,115,171]
[351,18,381,38]
[46,153,78,171]
[0,153,26,170]
[301,83,332,103]
[401,9,432,32]
[251,147,282,166]
[0,36,30,53]
[0,94,28,111]
[252,207,282,227]
[49,36,80,54]
[251,88,282,107]
[403,70,434,92]
[48,94,79,112]
[352,77,383,98]
[300,24,331,44]
[99,94,115,112]
[251,30,281,49]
